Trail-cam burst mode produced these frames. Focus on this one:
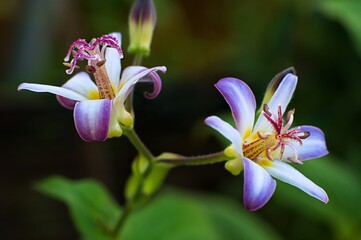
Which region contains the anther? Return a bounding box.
[263,104,272,116]
[85,65,96,73]
[287,157,303,165]
[257,131,270,140]
[96,59,106,67]
[298,131,311,139]
[63,62,79,69]
[286,108,295,123]
[266,148,274,161]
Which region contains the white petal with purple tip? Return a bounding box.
[18,83,87,102]
[205,116,243,155]
[73,100,112,142]
[265,160,329,203]
[115,66,167,104]
[253,74,297,133]
[215,78,256,139]
[243,158,276,211]
[281,126,328,161]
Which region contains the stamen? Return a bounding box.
[282,108,295,133]
[266,148,274,161]
[285,142,303,165]
[263,104,272,116]
[96,59,107,67]
[298,131,310,139]
[85,65,96,73]
[257,131,270,139]
[286,108,295,123]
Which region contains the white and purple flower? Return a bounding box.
[18,33,166,142]
[205,74,328,211]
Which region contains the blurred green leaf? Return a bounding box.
[319,0,361,57]
[35,176,121,240]
[273,156,361,239]
[123,189,281,240]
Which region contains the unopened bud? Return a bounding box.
[257,67,296,115]
[128,0,157,56]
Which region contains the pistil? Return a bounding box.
[243,134,277,160]
[87,49,115,99]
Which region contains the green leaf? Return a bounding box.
[319,0,361,57]
[35,176,121,240]
[123,189,281,240]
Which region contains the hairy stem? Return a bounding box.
[157,151,231,166]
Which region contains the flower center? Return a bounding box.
[243,134,277,160]
[243,104,310,165]
[63,34,123,100]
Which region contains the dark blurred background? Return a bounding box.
[2,0,361,239]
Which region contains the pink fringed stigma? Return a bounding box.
[262,104,310,164]
[63,34,123,74]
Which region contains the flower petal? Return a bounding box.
[265,160,328,203]
[18,83,88,102]
[205,116,243,155]
[73,100,112,142]
[56,72,98,109]
[139,71,162,99]
[243,158,276,211]
[253,73,297,133]
[215,78,256,139]
[114,66,166,104]
[105,46,122,91]
[281,126,329,161]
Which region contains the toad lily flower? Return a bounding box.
[205,74,328,211]
[18,33,166,142]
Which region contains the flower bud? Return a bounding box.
[257,67,296,115]
[128,0,157,56]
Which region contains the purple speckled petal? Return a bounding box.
[265,160,328,203]
[18,83,87,102]
[115,66,166,104]
[56,72,98,109]
[243,158,276,211]
[73,100,112,142]
[205,116,243,155]
[254,74,297,133]
[215,78,256,139]
[281,126,329,161]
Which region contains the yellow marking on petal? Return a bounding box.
[112,84,118,95]
[258,158,273,168]
[243,127,252,140]
[88,90,100,100]
[117,81,125,92]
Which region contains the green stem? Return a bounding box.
[112,128,154,237]
[123,127,154,161]
[111,203,132,237]
[157,151,231,166]
[133,53,143,66]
